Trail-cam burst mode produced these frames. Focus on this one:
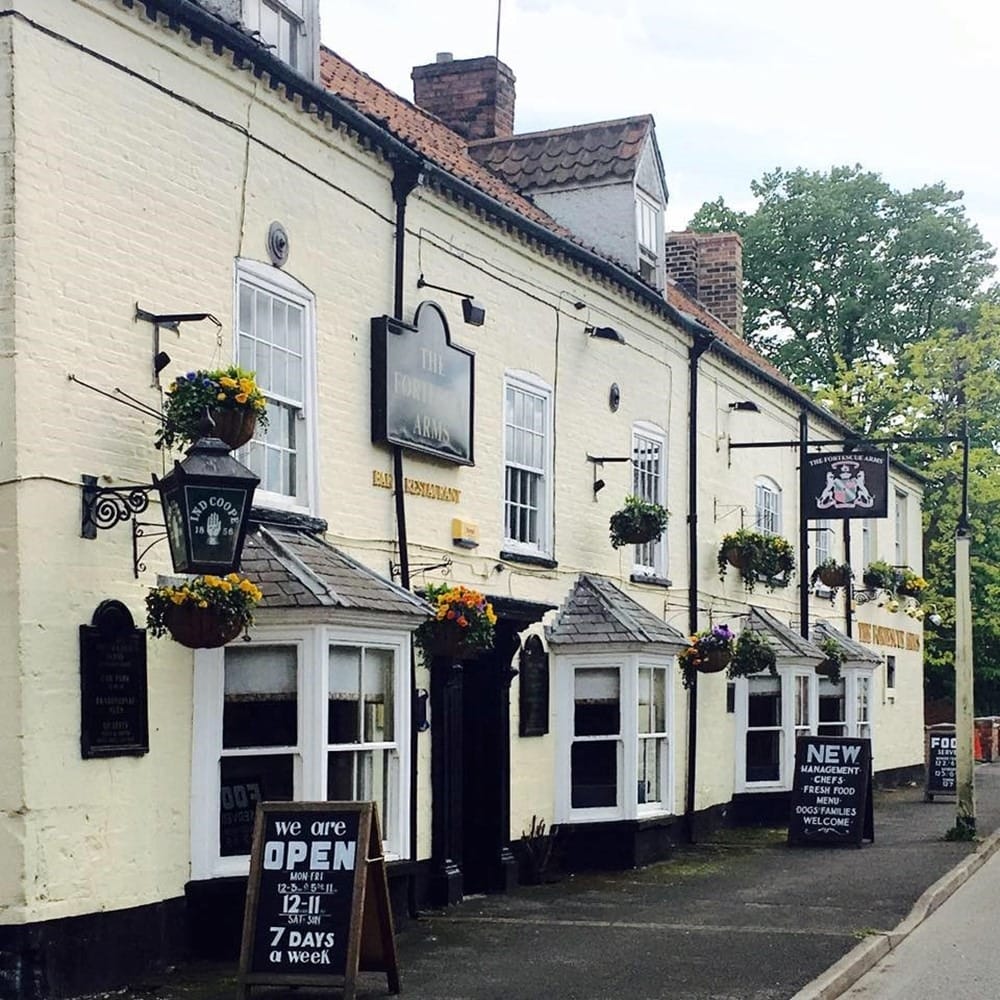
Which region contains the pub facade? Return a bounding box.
[0,2,925,997]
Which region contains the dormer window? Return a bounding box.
[243,0,311,75]
[636,191,661,285]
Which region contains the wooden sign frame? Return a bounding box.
[237,801,400,1000]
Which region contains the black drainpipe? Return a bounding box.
[389,158,422,917]
[685,329,715,838]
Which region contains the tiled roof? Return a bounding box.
[546,575,687,649]
[467,116,655,192]
[240,524,430,618]
[316,50,807,410]
[811,619,883,666]
[319,49,570,237]
[746,606,825,663]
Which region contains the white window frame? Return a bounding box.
[502,370,554,558]
[814,519,832,567]
[735,665,876,793]
[754,476,782,535]
[234,259,318,515]
[894,490,909,566]
[190,624,412,880]
[635,190,661,284]
[861,518,874,568]
[554,651,674,824]
[242,0,305,69]
[631,422,667,579]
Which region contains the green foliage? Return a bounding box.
[609,495,669,549]
[817,636,847,684]
[728,629,778,680]
[156,366,269,451]
[718,529,795,592]
[690,165,995,390]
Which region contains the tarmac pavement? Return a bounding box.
[100,765,1000,1000]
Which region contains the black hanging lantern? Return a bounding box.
[155,431,260,575]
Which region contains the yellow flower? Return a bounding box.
[216,392,226,401]
[238,378,255,393]
[169,591,187,605]
[198,600,209,608]
[235,392,249,404]
[226,572,241,583]
[219,376,238,389]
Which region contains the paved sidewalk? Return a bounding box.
[106,766,1000,1000]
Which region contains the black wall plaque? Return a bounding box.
[79,600,149,758]
[788,736,873,846]
[803,451,889,520]
[926,725,957,800]
[238,802,399,1000]
[371,305,475,465]
[518,635,549,737]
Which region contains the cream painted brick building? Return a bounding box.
[0,2,926,997]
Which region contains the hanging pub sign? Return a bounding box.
[802,450,889,520]
[371,302,474,465]
[79,600,149,758]
[788,736,874,847]
[155,434,260,575]
[237,801,399,1000]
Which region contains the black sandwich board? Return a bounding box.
[788,736,874,847]
[237,801,400,1000]
[925,724,957,801]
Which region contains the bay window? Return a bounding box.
[557,654,674,822]
[191,626,411,879]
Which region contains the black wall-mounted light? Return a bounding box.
[728,400,760,412]
[81,419,259,578]
[586,325,626,344]
[417,275,486,327]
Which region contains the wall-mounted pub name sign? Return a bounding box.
[371,302,474,465]
[803,450,888,520]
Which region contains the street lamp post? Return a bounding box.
[954,424,975,836]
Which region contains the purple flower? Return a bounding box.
[712,624,734,641]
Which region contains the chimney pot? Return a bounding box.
[436,52,454,63]
[412,54,516,141]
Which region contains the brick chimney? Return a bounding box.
[665,231,744,338]
[411,52,515,141]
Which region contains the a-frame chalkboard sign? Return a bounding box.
[788,736,874,847]
[237,801,400,1000]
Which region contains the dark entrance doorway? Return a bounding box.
[460,599,552,895]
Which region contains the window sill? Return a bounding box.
[500,549,557,570]
[250,505,328,534]
[630,574,672,588]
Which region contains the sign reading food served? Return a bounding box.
[926,725,957,799]
[789,737,874,847]
[371,304,475,465]
[237,802,399,1000]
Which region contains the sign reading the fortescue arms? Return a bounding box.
[371,303,474,465]
[802,451,888,520]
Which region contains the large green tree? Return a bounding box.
[690,165,995,388]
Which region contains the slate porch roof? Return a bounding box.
[745,606,825,663]
[811,619,883,666]
[467,115,659,193]
[545,574,687,649]
[239,524,431,618]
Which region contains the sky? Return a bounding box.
[318,0,1000,267]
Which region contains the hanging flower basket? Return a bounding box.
[810,559,852,590]
[717,529,795,592]
[164,604,244,649]
[414,583,497,662]
[897,568,929,598]
[609,496,669,549]
[727,628,778,680]
[862,559,897,592]
[679,625,735,689]
[146,573,263,649]
[815,637,846,684]
[155,366,269,452]
[206,407,258,450]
